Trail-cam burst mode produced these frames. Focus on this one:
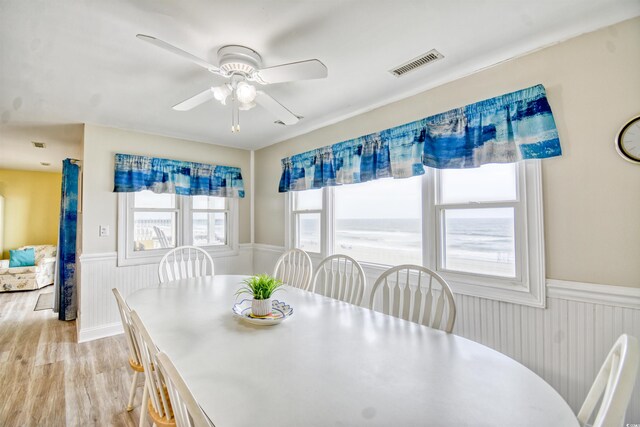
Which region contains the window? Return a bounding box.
[191,196,228,247]
[286,161,545,307]
[132,191,178,251]
[291,189,323,253]
[334,176,421,265]
[118,191,237,266]
[436,164,518,278]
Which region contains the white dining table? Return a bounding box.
[127,275,579,427]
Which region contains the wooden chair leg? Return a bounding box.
[139,381,149,427]
[127,370,138,411]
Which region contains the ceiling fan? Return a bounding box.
[136,34,328,133]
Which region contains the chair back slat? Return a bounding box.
[273,249,313,290]
[158,246,215,284]
[130,311,173,424]
[312,255,366,306]
[577,334,640,427]
[156,352,213,427]
[112,288,141,365]
[369,265,456,333]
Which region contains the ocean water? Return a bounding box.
[300,217,515,275]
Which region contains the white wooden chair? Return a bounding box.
[130,310,175,427]
[153,226,171,249]
[158,246,214,284]
[156,352,214,427]
[273,249,313,290]
[369,265,456,333]
[577,334,639,427]
[112,288,145,413]
[312,254,366,305]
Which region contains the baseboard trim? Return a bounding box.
[546,279,640,309]
[78,322,123,343]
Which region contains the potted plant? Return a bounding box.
[236,274,284,317]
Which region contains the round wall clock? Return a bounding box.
[616,115,640,164]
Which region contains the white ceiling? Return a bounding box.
[0,123,83,171]
[0,1,638,154]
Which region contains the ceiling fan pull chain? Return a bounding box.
[231,96,240,133]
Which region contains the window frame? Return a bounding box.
[285,160,545,307]
[118,192,238,266]
[286,189,327,256]
[185,196,230,248]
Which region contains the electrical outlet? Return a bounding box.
[99,225,109,237]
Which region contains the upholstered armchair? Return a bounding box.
[0,245,57,292]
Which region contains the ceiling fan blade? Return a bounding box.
[136,34,220,73]
[255,91,299,125]
[255,59,327,84]
[172,88,215,111]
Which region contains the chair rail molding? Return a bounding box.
[547,279,640,310]
[77,244,253,343]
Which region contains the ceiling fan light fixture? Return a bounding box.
[212,85,231,105]
[236,81,257,104]
[238,101,256,111]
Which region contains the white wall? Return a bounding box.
[78,125,254,339]
[254,17,640,288]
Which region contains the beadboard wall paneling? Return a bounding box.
[252,245,640,422]
[77,244,253,342]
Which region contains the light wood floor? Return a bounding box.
[0,287,147,426]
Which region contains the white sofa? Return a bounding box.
[0,245,57,292]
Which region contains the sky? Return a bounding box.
[296,163,518,219]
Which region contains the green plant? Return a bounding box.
[236,274,284,300]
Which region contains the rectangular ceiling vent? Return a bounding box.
[389,49,444,77]
[31,141,46,149]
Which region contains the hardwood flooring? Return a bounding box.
[0,287,147,426]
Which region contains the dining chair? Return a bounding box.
[158,245,214,284]
[312,254,366,305]
[577,334,639,427]
[273,248,313,290]
[130,310,175,427]
[112,288,145,412]
[156,351,214,427]
[369,264,456,333]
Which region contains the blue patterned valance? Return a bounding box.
[279,84,561,192]
[114,153,245,198]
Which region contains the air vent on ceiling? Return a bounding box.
[32,141,46,149]
[389,49,444,77]
[40,162,51,166]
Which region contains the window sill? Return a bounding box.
[117,246,238,267]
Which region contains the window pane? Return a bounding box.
[334,177,421,265]
[442,208,515,277]
[134,190,175,209]
[193,212,226,246]
[439,163,517,204]
[133,212,176,251]
[293,189,322,211]
[193,196,225,210]
[296,213,321,253]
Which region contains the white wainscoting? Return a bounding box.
[252,245,640,422]
[77,244,253,343]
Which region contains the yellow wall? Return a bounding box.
[0,169,61,259]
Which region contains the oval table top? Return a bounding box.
[127,275,579,427]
